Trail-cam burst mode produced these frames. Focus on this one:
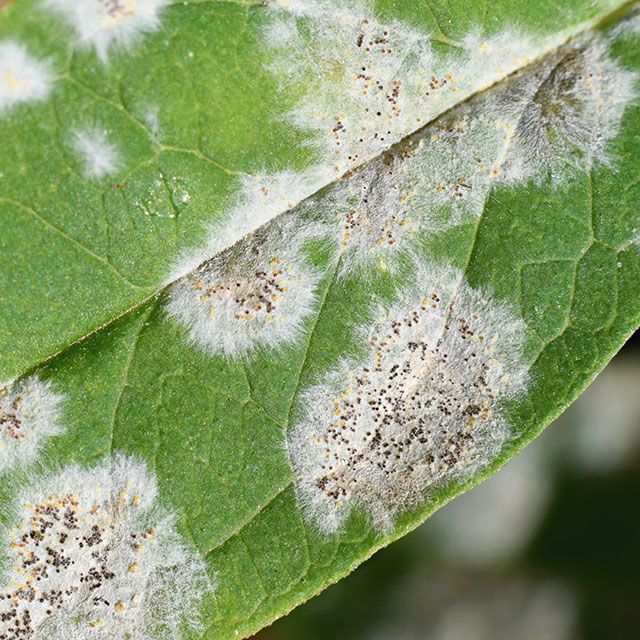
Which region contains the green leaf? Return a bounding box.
[1,1,640,639]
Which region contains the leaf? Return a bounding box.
[0,0,634,379]
[1,1,640,639]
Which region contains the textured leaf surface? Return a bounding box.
[1,1,640,639]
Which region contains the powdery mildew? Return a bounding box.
[0,377,63,475]
[166,210,324,357]
[287,267,529,532]
[489,34,637,182]
[167,2,635,287]
[0,41,53,114]
[315,28,637,275]
[168,170,319,283]
[0,455,211,640]
[71,125,121,179]
[265,0,581,178]
[45,0,170,62]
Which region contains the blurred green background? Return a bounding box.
[254,335,640,640]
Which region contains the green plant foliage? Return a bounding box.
[0,0,639,638]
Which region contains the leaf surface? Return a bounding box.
[1,1,640,639]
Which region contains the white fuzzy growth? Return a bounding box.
[167,169,327,284]
[315,29,637,275]
[0,41,53,114]
[0,376,63,475]
[166,210,323,358]
[490,34,638,183]
[0,454,211,640]
[324,110,517,276]
[264,0,580,177]
[45,0,169,62]
[142,104,161,142]
[612,7,640,38]
[71,126,121,179]
[288,267,529,532]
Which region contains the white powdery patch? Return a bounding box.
[264,0,581,177]
[490,33,638,183]
[0,455,211,640]
[45,0,170,62]
[324,109,517,276]
[0,41,53,114]
[612,7,640,38]
[0,376,63,475]
[168,169,323,283]
[142,104,161,142]
[288,267,529,532]
[71,125,121,179]
[166,210,323,358]
[317,28,637,275]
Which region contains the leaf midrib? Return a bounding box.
[9,0,637,382]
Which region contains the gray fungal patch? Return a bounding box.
[489,33,638,182]
[0,455,211,640]
[166,212,324,357]
[312,27,637,275]
[264,0,582,177]
[0,376,63,475]
[287,267,529,532]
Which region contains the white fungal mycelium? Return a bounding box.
[488,33,638,183]
[0,455,211,640]
[45,0,170,62]
[71,126,121,179]
[264,0,592,178]
[287,267,529,532]
[0,376,63,475]
[166,209,324,358]
[164,2,636,290]
[0,41,53,114]
[317,26,637,275]
[168,170,320,283]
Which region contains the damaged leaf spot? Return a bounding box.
[288,268,529,532]
[0,376,63,475]
[0,455,212,640]
[317,29,636,274]
[265,0,571,177]
[493,35,637,181]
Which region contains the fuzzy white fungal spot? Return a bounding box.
[168,170,320,283]
[0,377,63,475]
[490,34,638,182]
[288,267,528,532]
[0,41,53,114]
[71,126,121,179]
[140,104,161,143]
[612,7,640,38]
[0,455,211,640]
[165,3,633,290]
[45,0,169,62]
[265,0,584,177]
[313,29,637,275]
[166,211,323,357]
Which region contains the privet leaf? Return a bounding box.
[1,1,640,639]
